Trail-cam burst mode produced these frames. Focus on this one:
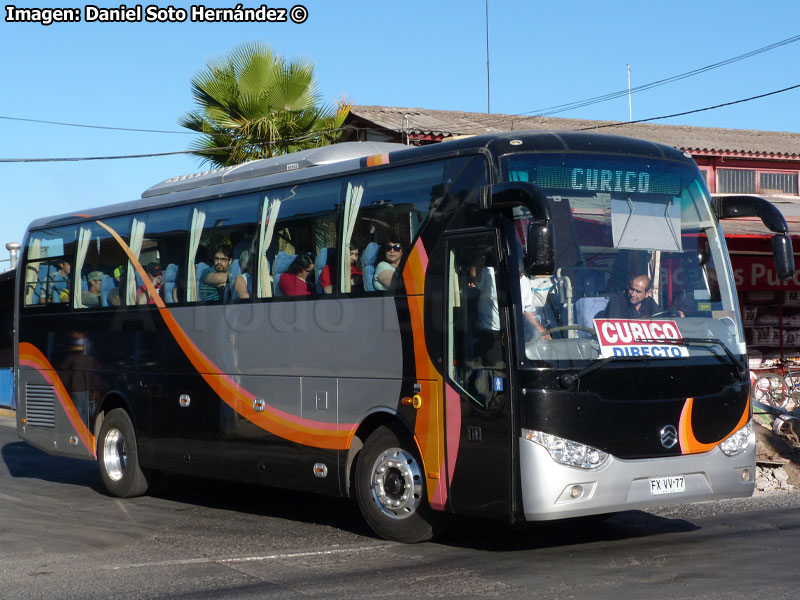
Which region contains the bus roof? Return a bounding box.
[25,131,692,232]
[141,141,403,198]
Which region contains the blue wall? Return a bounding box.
[0,369,14,409]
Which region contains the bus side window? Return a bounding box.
[186,194,259,304]
[70,216,131,309]
[342,161,443,294]
[258,180,340,300]
[125,207,190,306]
[23,227,75,307]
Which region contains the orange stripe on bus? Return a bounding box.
[402,239,427,296]
[678,396,749,454]
[366,153,390,167]
[96,220,165,308]
[95,220,356,450]
[18,342,96,457]
[406,293,447,504]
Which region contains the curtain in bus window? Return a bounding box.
[24,239,42,305]
[258,195,281,298]
[126,218,146,305]
[341,181,364,293]
[187,208,206,302]
[74,227,92,308]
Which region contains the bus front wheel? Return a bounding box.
[355,426,443,543]
[97,408,149,498]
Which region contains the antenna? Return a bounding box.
[486,0,490,113]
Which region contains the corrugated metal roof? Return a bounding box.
[350,105,800,159]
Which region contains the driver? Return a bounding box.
[604,274,659,319]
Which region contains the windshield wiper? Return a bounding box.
[557,354,651,389]
[558,336,745,389]
[638,337,746,376]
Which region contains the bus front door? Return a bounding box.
[444,232,513,519]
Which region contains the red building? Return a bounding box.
[344,105,800,369]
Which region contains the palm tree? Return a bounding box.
[180,42,350,167]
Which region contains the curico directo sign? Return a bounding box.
[594,319,689,359]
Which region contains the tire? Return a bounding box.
[784,373,800,411]
[355,426,444,543]
[97,408,149,498]
[752,375,786,410]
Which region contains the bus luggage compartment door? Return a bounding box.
[17,367,96,460]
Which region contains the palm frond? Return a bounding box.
[180,41,349,167]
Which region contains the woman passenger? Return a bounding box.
[374,235,403,291]
[233,250,253,300]
[279,254,315,296]
[320,244,363,294]
[348,244,364,292]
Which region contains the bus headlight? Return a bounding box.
[719,421,753,457]
[523,429,609,469]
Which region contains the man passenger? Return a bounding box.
[80,271,104,308]
[41,259,71,304]
[604,274,658,319]
[107,265,124,306]
[199,243,233,301]
[136,262,163,305]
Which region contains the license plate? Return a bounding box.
[649,476,686,496]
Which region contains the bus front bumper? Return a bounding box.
[518,433,756,521]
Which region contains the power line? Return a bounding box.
[576,83,800,131]
[3,35,797,139]
[522,33,800,118]
[2,83,798,163]
[0,114,194,135]
[456,33,800,133]
[0,147,230,163]
[0,125,347,162]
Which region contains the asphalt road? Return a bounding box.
[2,412,800,599]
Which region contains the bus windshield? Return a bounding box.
[502,153,745,368]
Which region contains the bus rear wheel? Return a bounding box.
[355,426,443,543]
[97,408,149,498]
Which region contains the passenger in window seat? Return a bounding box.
[136,262,163,305]
[233,250,253,300]
[280,254,315,296]
[80,271,104,308]
[42,259,71,304]
[320,245,363,294]
[373,235,404,291]
[199,243,233,301]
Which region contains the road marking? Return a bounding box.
[109,544,395,570]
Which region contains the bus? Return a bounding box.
[14,132,794,543]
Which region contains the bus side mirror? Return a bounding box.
[714,195,795,279]
[714,195,788,233]
[526,222,555,276]
[482,182,555,274]
[772,233,796,280]
[482,182,550,220]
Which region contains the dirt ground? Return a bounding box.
[756,423,800,488]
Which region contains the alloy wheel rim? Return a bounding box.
[103,428,127,482]
[370,447,422,519]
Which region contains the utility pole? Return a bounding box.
[486,0,490,113]
[627,64,632,121]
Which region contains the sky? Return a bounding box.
[2,0,800,268]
